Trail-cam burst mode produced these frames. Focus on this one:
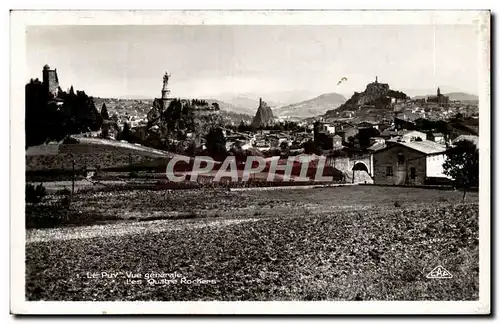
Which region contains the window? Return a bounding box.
[398,154,405,165]
[410,167,416,180]
[386,165,393,176]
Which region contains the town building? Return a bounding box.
[332,135,343,150]
[372,139,449,185]
[426,87,449,108]
[358,121,380,130]
[321,123,336,134]
[393,117,416,131]
[428,132,446,144]
[397,130,427,142]
[337,126,359,142]
[380,129,425,142]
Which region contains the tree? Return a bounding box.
[25,79,66,147]
[25,78,103,147]
[237,120,252,133]
[443,140,479,201]
[205,127,227,160]
[101,103,110,120]
[280,140,289,151]
[303,139,319,155]
[119,122,132,142]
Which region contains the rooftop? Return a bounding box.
[381,129,424,137]
[452,135,479,147]
[367,142,386,152]
[395,140,447,155]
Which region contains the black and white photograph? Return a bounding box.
[10,10,491,314]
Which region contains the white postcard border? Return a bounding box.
[10,10,491,315]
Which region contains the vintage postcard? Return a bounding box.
[10,10,490,314]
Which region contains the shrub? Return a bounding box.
[59,195,72,209]
[26,183,47,204]
[394,201,402,208]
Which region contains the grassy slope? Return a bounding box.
[26,138,182,172]
[25,186,479,301]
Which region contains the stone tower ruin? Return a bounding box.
[42,64,59,97]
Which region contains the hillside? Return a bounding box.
[218,96,279,115]
[202,99,253,117]
[324,80,408,118]
[26,137,176,172]
[221,95,279,107]
[94,97,252,124]
[273,93,346,118]
[219,110,253,124]
[445,92,479,102]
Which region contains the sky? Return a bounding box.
[26,24,480,101]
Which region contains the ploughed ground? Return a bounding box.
[25,186,479,301]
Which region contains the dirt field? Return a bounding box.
[25,185,479,301]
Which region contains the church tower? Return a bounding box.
[437,87,441,97]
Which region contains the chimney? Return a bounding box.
[259,97,262,107]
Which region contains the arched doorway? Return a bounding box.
[351,162,370,184]
[352,162,369,172]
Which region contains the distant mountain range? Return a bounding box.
[117,95,152,100]
[199,98,254,116]
[217,90,321,107]
[273,93,347,118]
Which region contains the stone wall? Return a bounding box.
[326,154,373,184]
